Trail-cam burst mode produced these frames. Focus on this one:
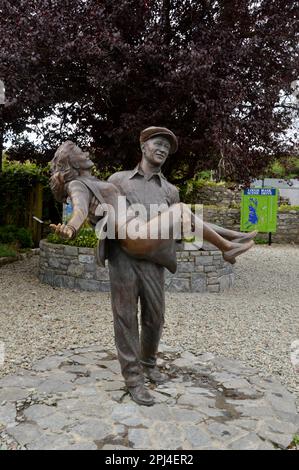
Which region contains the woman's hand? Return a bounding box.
[49,223,76,239]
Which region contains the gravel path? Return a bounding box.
[0,245,298,407]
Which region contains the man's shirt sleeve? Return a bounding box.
[108,172,125,195]
[170,185,180,205]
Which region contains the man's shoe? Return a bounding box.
[143,366,168,384]
[127,383,154,406]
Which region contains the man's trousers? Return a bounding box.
[108,241,165,387]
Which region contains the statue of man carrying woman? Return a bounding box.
[49,127,256,406]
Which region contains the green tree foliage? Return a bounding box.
[0,158,49,226]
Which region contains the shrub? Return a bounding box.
[179,177,227,203]
[17,228,34,248]
[0,225,33,248]
[254,237,269,245]
[0,158,49,227]
[47,226,98,248]
[0,244,17,258]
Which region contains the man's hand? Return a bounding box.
[50,223,76,239]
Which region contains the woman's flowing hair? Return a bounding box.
[50,141,93,203]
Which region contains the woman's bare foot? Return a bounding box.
[233,230,258,244]
[223,240,255,264]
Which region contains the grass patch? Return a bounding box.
[0,244,17,258]
[288,434,299,449]
[254,237,269,245]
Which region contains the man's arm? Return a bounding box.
[107,172,126,195]
[169,185,180,205]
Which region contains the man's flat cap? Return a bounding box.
[140,126,178,154]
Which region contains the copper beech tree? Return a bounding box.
[0,0,298,182]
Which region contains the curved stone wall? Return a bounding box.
[39,240,234,293]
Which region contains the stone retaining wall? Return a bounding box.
[39,240,234,293]
[193,185,289,208]
[193,184,241,208]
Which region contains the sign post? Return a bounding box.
[240,188,278,244]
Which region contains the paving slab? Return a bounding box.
[0,346,298,450]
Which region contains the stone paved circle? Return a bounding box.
[0,344,298,450]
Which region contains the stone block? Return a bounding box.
[78,254,95,264]
[207,277,219,285]
[67,264,85,277]
[83,272,95,280]
[0,403,16,426]
[6,423,42,446]
[166,278,190,293]
[206,271,218,277]
[184,425,212,448]
[98,281,111,292]
[48,257,61,269]
[54,275,76,289]
[78,247,94,254]
[207,285,220,293]
[64,245,78,256]
[191,273,206,292]
[195,256,214,266]
[74,279,101,291]
[204,265,217,273]
[194,265,204,272]
[95,267,110,281]
[177,261,194,273]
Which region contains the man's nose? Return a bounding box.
[158,147,167,155]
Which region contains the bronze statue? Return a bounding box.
[49,128,256,406]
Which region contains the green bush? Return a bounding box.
[254,237,269,245]
[179,177,227,203]
[266,157,299,178]
[0,158,49,227]
[0,225,33,248]
[47,226,98,248]
[0,243,17,258]
[17,228,34,248]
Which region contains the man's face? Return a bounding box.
[142,136,171,168]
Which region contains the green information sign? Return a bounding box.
[240,188,278,233]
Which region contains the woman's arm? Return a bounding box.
[50,180,91,239]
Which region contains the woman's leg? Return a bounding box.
[179,203,255,263]
[121,203,254,264]
[206,222,257,242]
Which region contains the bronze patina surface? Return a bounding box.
[49,128,256,405]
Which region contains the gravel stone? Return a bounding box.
[0,246,298,450]
[1,247,297,408]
